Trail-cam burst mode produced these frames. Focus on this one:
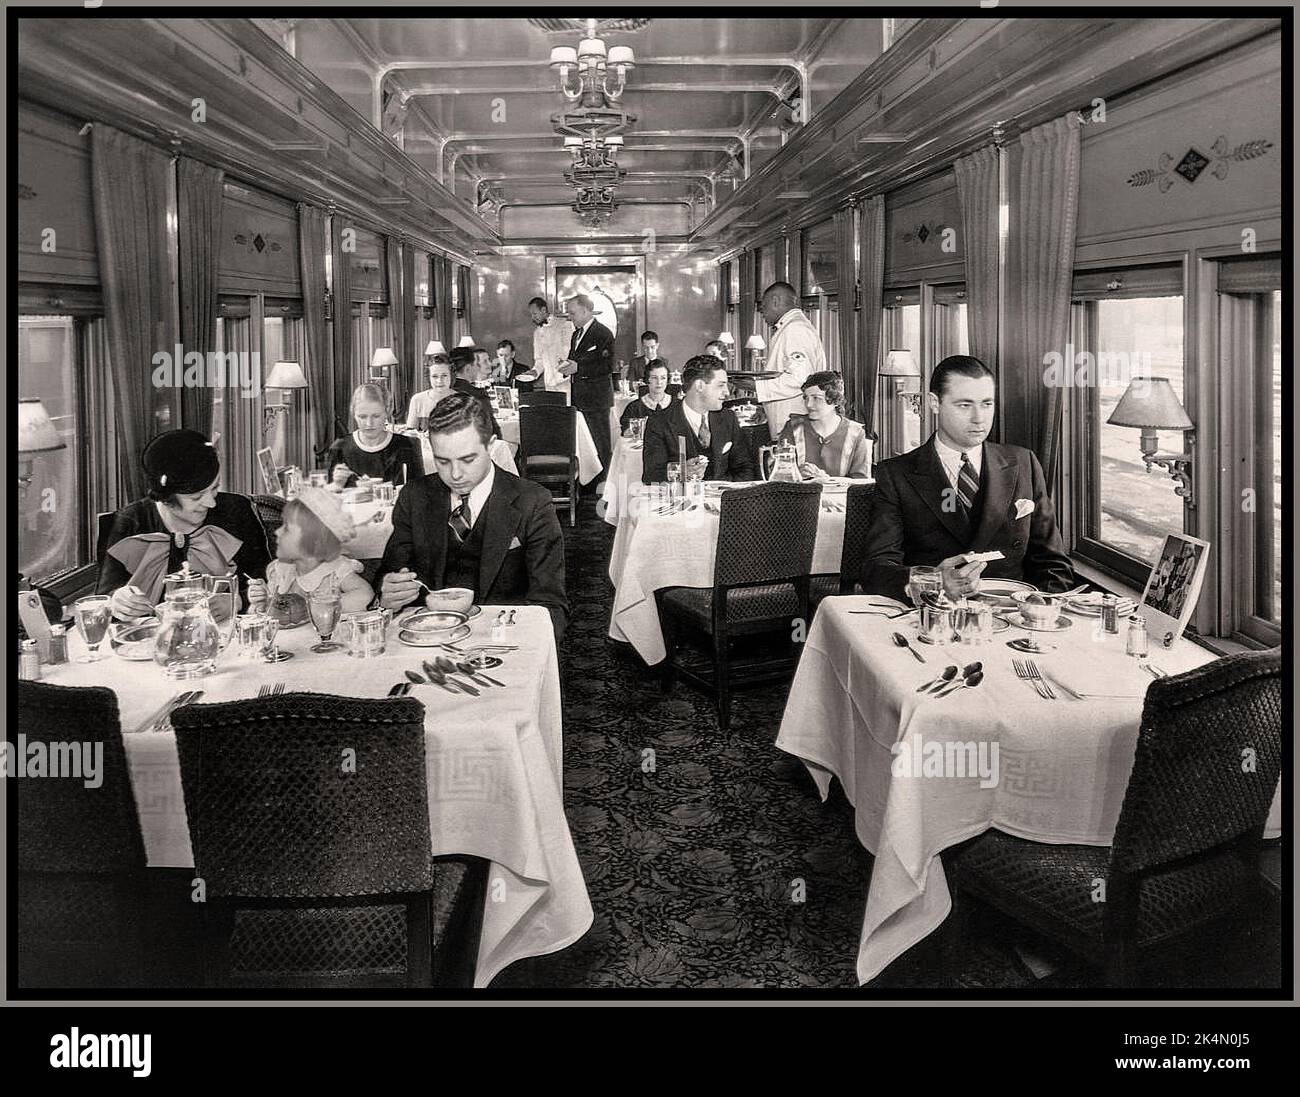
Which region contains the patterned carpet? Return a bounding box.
[490,497,1282,991]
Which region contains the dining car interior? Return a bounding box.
[12,7,1291,1009]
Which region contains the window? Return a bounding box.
[1069,265,1186,585]
[880,290,922,456]
[933,284,969,359]
[19,316,82,578]
[801,220,838,298]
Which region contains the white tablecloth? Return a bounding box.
[607,482,860,664]
[597,436,644,526]
[610,394,638,454]
[775,597,1284,985]
[46,605,593,989]
[344,438,519,561]
[499,411,602,486]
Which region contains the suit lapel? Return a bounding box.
[903,435,971,545]
[970,443,1019,550]
[477,474,520,597]
[426,480,450,588]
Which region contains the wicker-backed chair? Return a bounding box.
[518,404,579,527]
[811,481,877,607]
[17,681,148,988]
[656,481,822,730]
[517,390,566,407]
[946,648,1282,987]
[172,693,485,988]
[250,494,286,547]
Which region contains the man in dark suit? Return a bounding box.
[859,355,1074,604]
[377,392,568,640]
[642,355,757,484]
[449,346,502,439]
[629,329,670,383]
[558,293,616,475]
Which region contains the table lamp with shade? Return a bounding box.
[18,398,65,491]
[457,334,476,348]
[880,348,923,415]
[715,330,735,365]
[369,346,399,391]
[424,340,446,358]
[1106,377,1196,506]
[261,360,309,439]
[744,334,767,371]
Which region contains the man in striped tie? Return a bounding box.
[858,355,1074,604]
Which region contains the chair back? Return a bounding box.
[251,494,286,545]
[519,405,578,462]
[16,681,146,874]
[96,511,116,567]
[518,390,566,407]
[838,483,877,594]
[172,693,434,899]
[1110,648,1281,875]
[713,481,821,588]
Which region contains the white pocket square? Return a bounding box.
[721,441,733,454]
[1014,498,1035,520]
[508,536,522,549]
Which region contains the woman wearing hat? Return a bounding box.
[326,382,424,489]
[96,429,271,619]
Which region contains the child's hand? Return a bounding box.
[332,463,353,487]
[246,578,268,612]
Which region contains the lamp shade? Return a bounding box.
[264,360,309,389]
[424,340,446,357]
[457,334,476,348]
[1106,378,1194,430]
[607,45,635,67]
[18,398,65,454]
[371,347,399,368]
[744,334,767,351]
[716,331,735,346]
[578,37,607,60]
[550,45,577,67]
[879,349,920,377]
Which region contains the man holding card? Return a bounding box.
[858,355,1074,603]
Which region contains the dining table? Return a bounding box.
[46,604,593,989]
[597,434,645,526]
[607,479,870,664]
[610,392,639,454]
[774,595,1284,985]
[498,408,603,486]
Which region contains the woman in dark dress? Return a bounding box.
[619,362,675,434]
[326,382,425,488]
[96,429,271,618]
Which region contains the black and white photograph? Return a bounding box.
[8,2,1290,1050]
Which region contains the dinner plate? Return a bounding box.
[398,623,472,648]
[398,609,469,634]
[970,579,1036,608]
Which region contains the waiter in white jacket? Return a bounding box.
[529,296,575,401]
[755,281,827,438]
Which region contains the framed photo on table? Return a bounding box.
[1138,533,1210,648]
[256,447,281,496]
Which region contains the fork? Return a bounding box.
[1023,659,1058,700]
[151,690,203,732]
[1012,659,1051,699]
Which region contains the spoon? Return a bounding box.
[934,668,985,698]
[456,660,505,687]
[892,631,926,664]
[407,667,460,695]
[430,657,480,696]
[917,665,959,692]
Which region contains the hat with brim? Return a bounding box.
[293,485,356,544]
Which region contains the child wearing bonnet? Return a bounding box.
[247,486,373,620]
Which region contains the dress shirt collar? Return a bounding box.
[933,433,983,486]
[574,318,593,342]
[448,461,496,527]
[682,402,704,434]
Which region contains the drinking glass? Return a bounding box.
[308,589,343,653]
[262,613,292,662]
[236,613,269,659]
[309,470,328,489]
[907,566,943,609]
[73,596,113,662]
[666,463,681,501]
[375,482,395,504]
[417,415,429,433]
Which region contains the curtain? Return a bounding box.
[786,232,801,294]
[216,316,260,495]
[1012,114,1081,478]
[854,195,886,426]
[298,203,332,458]
[385,235,407,412]
[954,144,1001,376]
[434,254,454,347]
[459,264,474,345]
[176,157,223,439]
[400,242,417,406]
[329,218,353,439]
[835,204,857,398]
[91,125,176,501]
[738,249,755,347]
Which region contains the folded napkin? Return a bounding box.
[1051,657,1153,699]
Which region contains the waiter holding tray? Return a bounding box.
[754,281,827,438]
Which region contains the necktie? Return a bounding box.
[957,453,980,515]
[448,494,472,543]
[697,416,711,450]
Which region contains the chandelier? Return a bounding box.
[549,21,636,105]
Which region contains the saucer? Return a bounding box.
[1007,637,1058,654]
[1015,615,1073,633]
[398,623,472,648]
[400,609,469,633]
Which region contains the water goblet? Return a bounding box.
[73,595,114,662]
[308,589,343,653]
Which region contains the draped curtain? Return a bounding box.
[1012,114,1081,478]
[329,218,354,439]
[385,235,407,413]
[854,195,886,428]
[400,242,417,406]
[954,144,1001,377]
[216,315,260,495]
[176,157,223,440]
[834,204,858,405]
[738,250,755,347]
[91,125,176,501]
[459,264,474,345]
[298,203,332,458]
[434,254,454,347]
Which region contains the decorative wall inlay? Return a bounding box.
[1126,135,1276,192]
[901,221,946,244]
[232,230,283,254]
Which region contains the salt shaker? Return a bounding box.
[1101,593,1119,634]
[46,623,69,666]
[19,638,41,681]
[1125,614,1149,659]
[491,611,506,642]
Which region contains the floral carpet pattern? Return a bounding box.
[490,499,1281,991]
